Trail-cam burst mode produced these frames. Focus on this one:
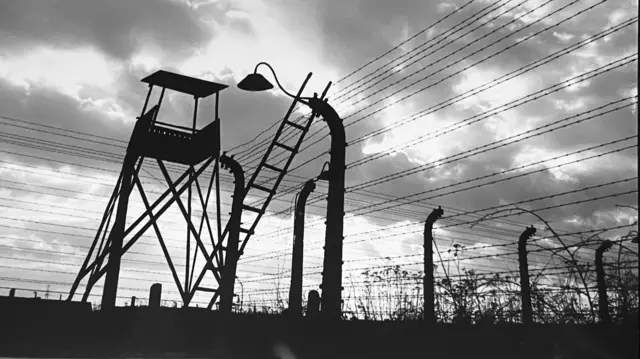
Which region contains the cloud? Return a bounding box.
[553,31,575,42]
[453,65,542,111]
[0,46,122,100]
[0,0,210,61]
[0,0,637,308]
[178,0,339,94]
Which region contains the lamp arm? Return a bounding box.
[256,62,299,100]
[320,161,330,175]
[255,62,335,112]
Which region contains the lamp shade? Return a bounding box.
[317,170,330,181]
[237,73,274,92]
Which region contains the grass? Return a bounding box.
[239,207,638,324]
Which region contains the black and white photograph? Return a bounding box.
[0,0,637,357]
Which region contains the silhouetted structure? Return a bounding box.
[188,64,328,310]
[596,240,613,324]
[424,206,443,324]
[307,290,320,319]
[289,179,316,316]
[237,62,343,319]
[315,99,346,321]
[67,70,226,309]
[149,283,162,308]
[218,153,245,313]
[518,226,536,325]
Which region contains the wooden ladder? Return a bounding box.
[189,74,331,306]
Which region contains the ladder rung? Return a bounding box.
[263,163,284,173]
[285,120,306,131]
[196,286,217,293]
[239,227,254,235]
[243,204,263,214]
[275,142,295,152]
[251,183,275,195]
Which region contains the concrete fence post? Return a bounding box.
[424,206,443,324]
[518,226,536,325]
[149,283,162,308]
[307,290,320,319]
[596,240,613,324]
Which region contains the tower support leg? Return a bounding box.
[101,153,138,309]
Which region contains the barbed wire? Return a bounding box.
[253,136,636,243]
[238,225,638,283]
[261,1,618,178]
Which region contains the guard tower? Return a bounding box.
[67,70,228,309]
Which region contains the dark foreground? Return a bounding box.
[1,298,638,358]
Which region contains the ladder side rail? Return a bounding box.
[242,72,313,199]
[215,73,313,247]
[249,80,332,199]
[238,108,316,254]
[188,76,313,299]
[239,82,332,255]
[190,75,320,300]
[246,80,332,194]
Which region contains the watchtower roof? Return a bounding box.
[141,70,228,98]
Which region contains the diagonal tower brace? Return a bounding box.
[68,70,228,309]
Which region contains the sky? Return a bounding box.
[0,0,637,311]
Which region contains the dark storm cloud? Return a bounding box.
[0,79,133,148]
[0,0,210,60]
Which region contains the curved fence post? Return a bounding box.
[596,240,613,324]
[518,226,536,325]
[289,180,316,316]
[424,206,443,324]
[219,153,245,313]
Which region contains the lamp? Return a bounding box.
[317,161,330,181]
[237,73,273,92]
[318,170,330,181]
[240,61,346,320]
[237,62,310,105]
